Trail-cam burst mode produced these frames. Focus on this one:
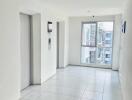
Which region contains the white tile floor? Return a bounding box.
[20,66,122,100]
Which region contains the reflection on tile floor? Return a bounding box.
[20,66,122,100]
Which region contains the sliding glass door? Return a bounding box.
[81,22,113,67]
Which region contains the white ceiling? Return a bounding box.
[40,0,126,16]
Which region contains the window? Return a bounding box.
[81,22,113,65]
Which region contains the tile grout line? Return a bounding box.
[101,71,107,100]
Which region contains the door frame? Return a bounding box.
[20,11,41,91]
[20,13,32,90]
[56,22,60,69]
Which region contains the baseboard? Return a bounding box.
[112,66,119,71]
[68,64,112,69]
[58,65,69,69]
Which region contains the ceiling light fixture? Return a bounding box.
[91,15,95,22]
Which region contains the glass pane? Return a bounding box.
[82,23,96,47]
[81,47,96,64]
[97,22,113,47]
[96,48,112,64]
[96,22,113,65]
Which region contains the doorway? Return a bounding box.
[56,21,65,68]
[20,13,41,91]
[20,14,32,90]
[81,21,114,68]
[56,22,60,69]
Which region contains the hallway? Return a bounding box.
[20,66,122,100]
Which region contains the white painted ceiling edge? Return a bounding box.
[39,0,126,17]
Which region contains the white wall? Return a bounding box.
[20,14,31,90]
[64,19,70,67]
[119,0,132,100]
[112,15,122,70]
[0,0,69,99]
[31,14,41,84]
[41,14,58,82]
[69,15,121,69]
[58,20,69,68]
[59,21,65,68]
[0,0,20,100]
[19,0,69,82]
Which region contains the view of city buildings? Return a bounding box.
[81,22,113,65]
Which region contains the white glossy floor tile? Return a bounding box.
[20,66,122,100]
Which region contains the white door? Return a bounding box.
[20,14,31,90]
